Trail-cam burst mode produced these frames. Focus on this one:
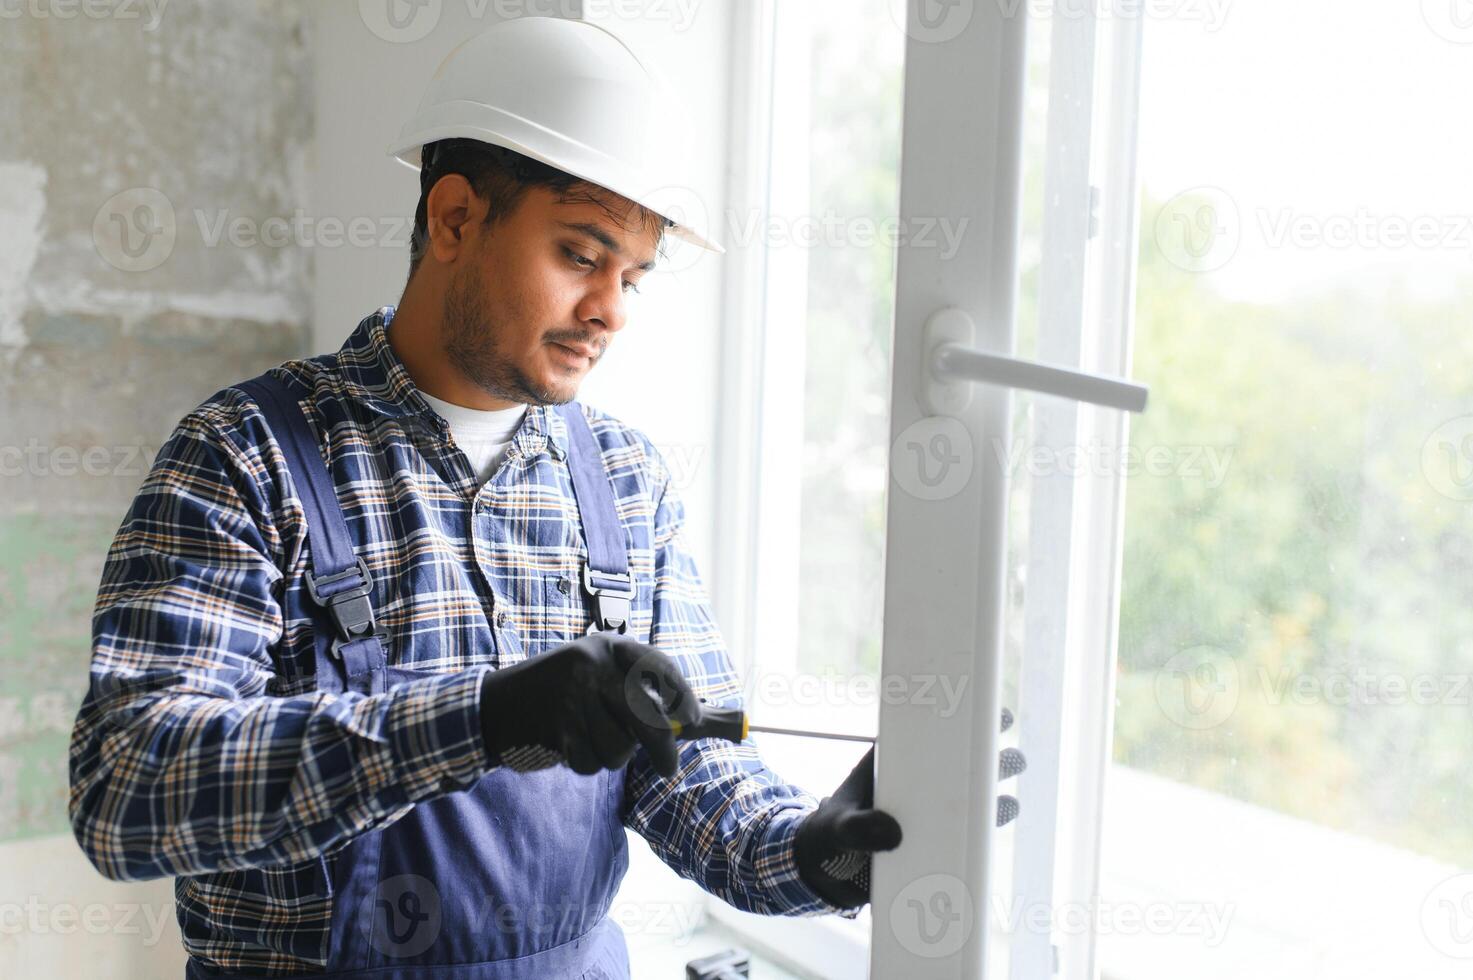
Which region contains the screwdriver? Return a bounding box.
[668,704,875,744]
[669,703,748,742]
[670,705,1016,745]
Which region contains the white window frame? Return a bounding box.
[705,3,1149,977]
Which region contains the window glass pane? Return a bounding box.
[751,0,904,741]
[1104,4,1473,976]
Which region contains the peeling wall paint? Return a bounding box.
[0,163,47,358]
[0,1,316,845]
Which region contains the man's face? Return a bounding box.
[440,185,661,406]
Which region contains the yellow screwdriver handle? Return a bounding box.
[670,705,747,743]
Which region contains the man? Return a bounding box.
[68,17,1020,978]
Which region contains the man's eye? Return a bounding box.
[566,248,640,294]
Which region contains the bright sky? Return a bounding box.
[1136,0,1473,303]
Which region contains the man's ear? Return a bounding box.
[424,174,486,265]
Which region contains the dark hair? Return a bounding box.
[407,138,672,282]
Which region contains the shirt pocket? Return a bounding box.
[536,565,656,649]
[536,568,586,650]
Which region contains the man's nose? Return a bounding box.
[578,273,630,337]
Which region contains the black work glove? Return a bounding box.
[793,708,1026,910]
[478,633,702,778]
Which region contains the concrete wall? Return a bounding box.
[1,2,314,975]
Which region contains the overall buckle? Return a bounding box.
[582,562,635,635]
[304,555,385,659]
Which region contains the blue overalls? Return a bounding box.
[188,371,637,978]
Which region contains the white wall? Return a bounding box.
[0,835,185,978]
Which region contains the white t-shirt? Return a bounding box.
[419,390,528,486]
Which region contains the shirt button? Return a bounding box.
[556,576,572,595]
[495,609,509,628]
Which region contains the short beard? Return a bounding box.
[440,261,570,406]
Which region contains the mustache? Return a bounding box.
[545,334,607,358]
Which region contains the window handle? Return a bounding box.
[921,307,1150,415]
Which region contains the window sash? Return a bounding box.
[705,2,1148,977]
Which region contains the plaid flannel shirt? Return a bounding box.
[68,306,856,974]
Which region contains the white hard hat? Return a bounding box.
[388,16,724,255]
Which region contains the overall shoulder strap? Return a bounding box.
[236,371,388,694]
[555,403,634,635]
